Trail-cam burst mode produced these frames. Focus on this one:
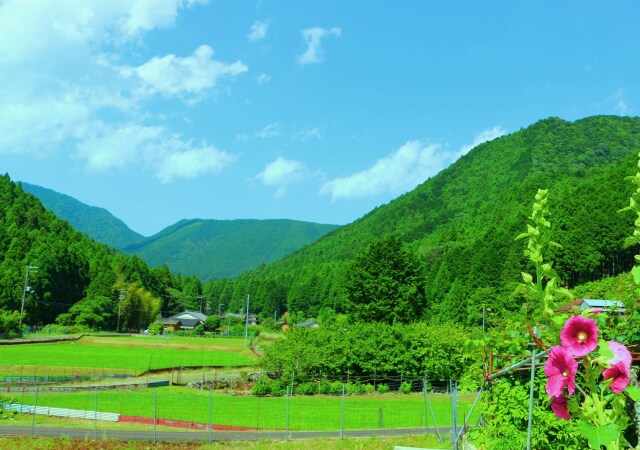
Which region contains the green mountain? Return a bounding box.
[125,219,341,281]
[21,183,144,250]
[204,116,640,322]
[22,183,340,281]
[0,175,182,331]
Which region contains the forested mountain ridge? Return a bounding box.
[21,182,144,250]
[124,219,340,281]
[0,175,209,333]
[205,116,640,323]
[22,183,339,281]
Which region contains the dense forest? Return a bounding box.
[202,116,640,324]
[0,175,211,336]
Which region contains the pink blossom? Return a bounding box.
[603,361,630,394]
[607,341,632,370]
[587,309,604,315]
[544,346,578,397]
[560,316,598,357]
[550,396,570,420]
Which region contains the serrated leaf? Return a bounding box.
[579,421,619,449]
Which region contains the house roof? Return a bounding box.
[558,298,625,312]
[297,320,319,328]
[170,311,207,321]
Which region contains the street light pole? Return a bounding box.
[19,265,38,330]
[244,294,250,349]
[117,289,126,333]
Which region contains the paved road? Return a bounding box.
[0,425,450,442]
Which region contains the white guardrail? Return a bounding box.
[3,403,120,422]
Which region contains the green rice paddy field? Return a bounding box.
[12,387,478,431]
[0,335,257,376]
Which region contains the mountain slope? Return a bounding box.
[21,183,143,250]
[125,219,340,280]
[22,184,340,280]
[205,115,640,321]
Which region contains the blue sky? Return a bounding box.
[1,1,638,236]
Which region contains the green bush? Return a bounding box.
[377,383,390,393]
[252,377,270,396]
[329,381,344,395]
[0,311,23,339]
[399,381,412,394]
[346,381,365,395]
[363,383,375,394]
[147,323,163,335]
[295,382,318,395]
[269,380,288,396]
[317,379,332,394]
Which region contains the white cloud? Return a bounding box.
[247,20,268,42]
[293,128,322,141]
[0,0,242,184]
[298,26,341,64]
[456,126,506,158]
[611,89,629,115]
[256,157,306,198]
[122,45,247,102]
[321,126,506,201]
[255,73,271,85]
[236,123,281,142]
[321,141,445,201]
[76,123,235,182]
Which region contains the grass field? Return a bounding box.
[0,336,258,376]
[11,386,480,431]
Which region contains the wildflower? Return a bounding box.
[550,395,570,420]
[544,346,578,397]
[560,316,598,357]
[603,361,630,394]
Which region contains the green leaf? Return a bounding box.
[521,272,533,284]
[632,266,640,285]
[626,385,640,402]
[579,421,619,449]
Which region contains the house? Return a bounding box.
[558,298,625,313]
[157,311,207,332]
[296,320,319,329]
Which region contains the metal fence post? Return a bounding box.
[526,326,538,450]
[94,387,98,440]
[340,383,345,440]
[423,378,428,434]
[209,388,213,444]
[285,385,290,441]
[153,392,157,444]
[451,380,458,450]
[31,386,38,437]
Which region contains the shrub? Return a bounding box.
[0,311,23,339]
[252,377,270,396]
[329,381,344,395]
[147,323,163,335]
[269,380,288,396]
[295,382,318,396]
[399,381,412,394]
[377,383,390,394]
[346,381,365,395]
[363,383,375,394]
[317,379,332,395]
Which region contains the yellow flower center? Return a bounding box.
[577,331,587,342]
[562,370,569,377]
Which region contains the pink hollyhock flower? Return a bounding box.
[560,316,598,356]
[607,341,632,370]
[544,346,578,397]
[550,396,570,420]
[603,361,630,394]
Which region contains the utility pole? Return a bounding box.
[19,266,38,329]
[117,289,126,333]
[244,294,250,349]
[198,295,206,314]
[218,303,223,316]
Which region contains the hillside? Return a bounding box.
[23,184,340,280]
[21,183,144,250]
[0,175,184,332]
[203,116,640,321]
[125,219,340,280]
